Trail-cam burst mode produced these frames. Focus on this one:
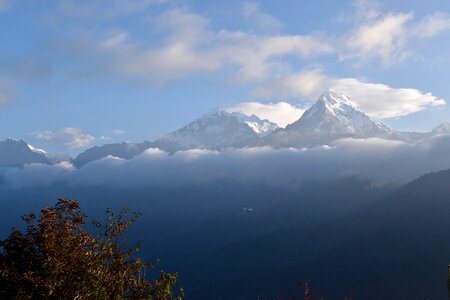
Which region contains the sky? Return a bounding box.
[1,0,450,154]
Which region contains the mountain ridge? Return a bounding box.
[0,138,51,168]
[2,89,450,167]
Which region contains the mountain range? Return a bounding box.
[1,89,449,168]
[165,169,450,299]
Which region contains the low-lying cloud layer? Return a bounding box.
[4,135,450,189]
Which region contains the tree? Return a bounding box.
[0,199,183,299]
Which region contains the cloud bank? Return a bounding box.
[5,135,450,189]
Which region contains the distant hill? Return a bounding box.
[72,141,154,168]
[167,169,450,299]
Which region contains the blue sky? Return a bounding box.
[1,0,450,154]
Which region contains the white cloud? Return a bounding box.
[225,102,305,128]
[229,34,333,82]
[67,7,333,86]
[344,13,413,65]
[34,128,95,148]
[343,10,450,66]
[331,78,446,119]
[251,69,445,119]
[6,135,450,188]
[350,0,382,21]
[251,68,328,99]
[413,12,450,38]
[242,1,283,32]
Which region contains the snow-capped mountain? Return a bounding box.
[291,90,391,136]
[400,122,450,142]
[27,144,47,155]
[0,138,51,167]
[27,143,72,163]
[235,113,279,137]
[431,122,450,135]
[264,90,403,147]
[21,89,450,168]
[73,111,278,167]
[155,110,278,150]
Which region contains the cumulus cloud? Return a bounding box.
[251,69,445,119]
[343,10,450,65]
[34,128,95,149]
[344,12,413,64]
[228,33,333,82]
[66,7,332,86]
[5,135,450,189]
[225,102,305,128]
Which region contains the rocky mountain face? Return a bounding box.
[0,138,51,168]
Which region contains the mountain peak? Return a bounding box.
[190,110,278,136]
[0,138,51,167]
[156,109,278,150]
[290,89,384,133]
[4,137,25,144]
[264,90,395,147]
[318,89,359,109]
[294,90,365,131]
[431,122,450,135]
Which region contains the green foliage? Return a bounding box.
[0,199,183,300]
